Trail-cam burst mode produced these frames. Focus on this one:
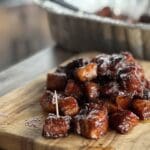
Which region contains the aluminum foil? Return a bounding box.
[35,0,150,60]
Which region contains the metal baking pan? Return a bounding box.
[34,0,150,60]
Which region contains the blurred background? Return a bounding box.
[0,0,52,71]
[0,0,150,72]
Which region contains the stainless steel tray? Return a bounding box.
[34,0,150,60]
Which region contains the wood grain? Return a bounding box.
[0,53,150,150]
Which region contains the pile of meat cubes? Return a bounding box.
[40,52,150,139]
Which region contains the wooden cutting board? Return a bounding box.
[0,53,150,150]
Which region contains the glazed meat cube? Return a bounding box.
[103,100,119,114]
[98,98,126,114]
[40,91,56,113]
[65,79,83,99]
[100,82,120,100]
[85,102,105,111]
[92,54,110,78]
[98,52,138,80]
[43,113,71,138]
[59,97,79,116]
[121,52,136,64]
[116,96,131,110]
[92,52,137,80]
[109,110,139,134]
[118,64,144,95]
[92,53,110,64]
[132,99,150,120]
[75,63,97,82]
[65,58,89,79]
[93,53,123,80]
[109,54,124,68]
[74,103,108,139]
[84,82,99,102]
[108,54,124,78]
[40,91,64,113]
[47,73,67,91]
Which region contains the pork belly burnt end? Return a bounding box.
[92,53,124,80]
[74,103,108,139]
[132,99,150,120]
[43,114,71,138]
[104,100,118,114]
[75,63,97,82]
[84,82,99,102]
[59,97,79,116]
[65,79,83,99]
[118,64,144,95]
[121,52,136,64]
[65,58,89,79]
[40,91,56,113]
[47,73,67,91]
[41,52,150,139]
[109,110,139,134]
[99,96,131,114]
[115,95,131,110]
[93,52,140,82]
[101,98,128,114]
[100,82,120,99]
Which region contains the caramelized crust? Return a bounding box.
[40,91,64,113]
[40,91,56,113]
[74,103,108,139]
[109,110,139,134]
[104,101,119,114]
[92,54,111,78]
[43,114,71,138]
[47,73,67,91]
[59,97,79,116]
[118,64,144,95]
[132,99,150,120]
[121,52,136,64]
[65,58,89,79]
[65,79,83,99]
[84,82,99,102]
[100,82,120,99]
[116,96,131,110]
[75,63,97,82]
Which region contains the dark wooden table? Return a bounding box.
[0,47,76,96]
